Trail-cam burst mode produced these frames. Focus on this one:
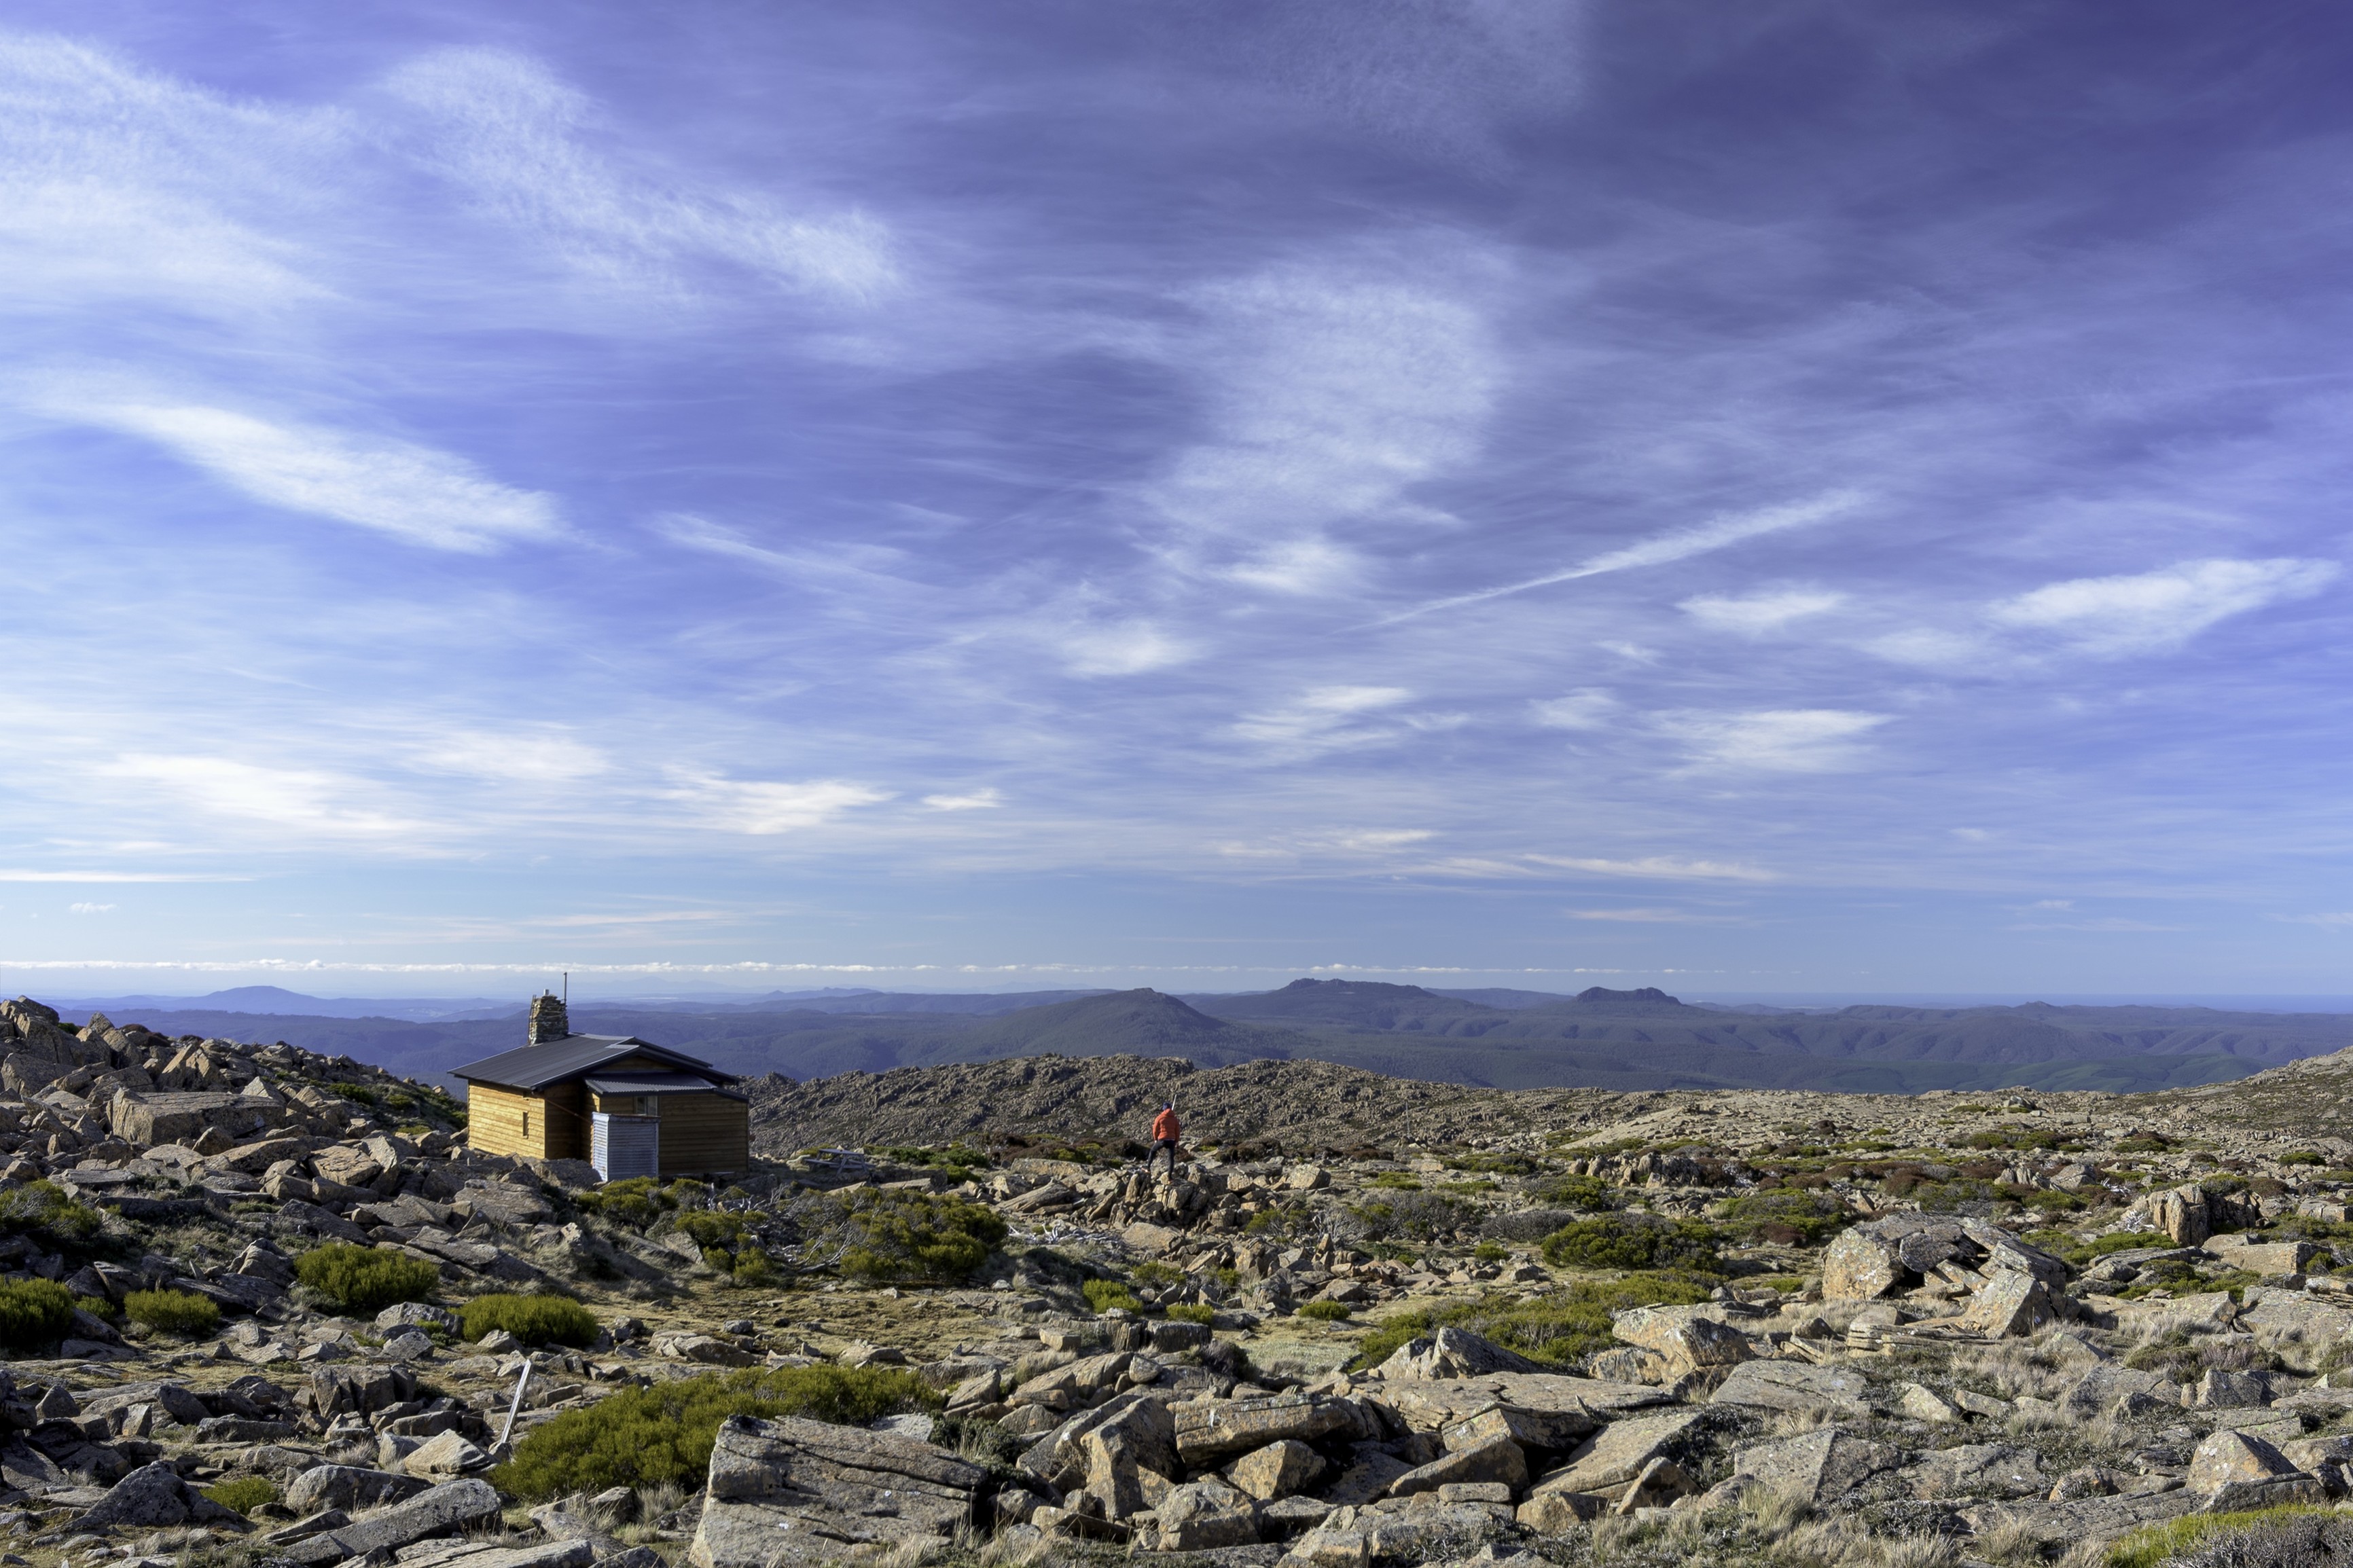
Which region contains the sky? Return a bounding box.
[4,0,2353,1002]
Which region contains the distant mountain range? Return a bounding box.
[24,977,2353,1097]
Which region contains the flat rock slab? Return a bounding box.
[1731,1429,1907,1505]
[394,1540,594,1568]
[1534,1410,1711,1497]
[689,1413,984,1567]
[291,1478,501,1565]
[1710,1360,1875,1418]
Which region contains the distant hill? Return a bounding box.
[42,982,2353,1098]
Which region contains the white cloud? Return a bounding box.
[668,773,891,834]
[1385,490,1865,623]
[1680,587,1846,634]
[98,754,419,837]
[1533,855,1776,882]
[0,35,340,319]
[2281,913,2353,928]
[922,790,1003,812]
[1530,689,1617,731]
[1865,627,1986,668]
[1147,253,1498,591]
[382,49,897,305]
[32,392,561,552]
[1054,619,1195,677]
[1987,557,2339,656]
[1659,708,1891,772]
[418,731,608,783]
[1232,685,1415,757]
[67,902,115,915]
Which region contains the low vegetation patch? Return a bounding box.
[1712,1188,1848,1246]
[461,1293,600,1348]
[781,1188,1009,1284]
[671,1209,774,1283]
[2106,1504,2337,1568]
[493,1366,940,1499]
[1163,1302,1216,1325]
[202,1478,278,1516]
[1346,1190,1473,1243]
[0,1278,77,1351]
[1540,1214,1721,1273]
[124,1288,221,1338]
[0,1181,103,1251]
[294,1243,440,1313]
[1082,1279,1143,1314]
[1297,1300,1352,1321]
[1530,1173,1620,1211]
[1351,1273,1714,1370]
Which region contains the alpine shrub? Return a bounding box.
[1540,1214,1721,1273]
[827,1190,1007,1283]
[124,1288,221,1338]
[0,1278,77,1351]
[460,1293,599,1348]
[1082,1279,1142,1315]
[492,1366,939,1499]
[295,1243,441,1313]
[1164,1302,1217,1325]
[0,1182,103,1250]
[1297,1300,1352,1321]
[203,1477,277,1516]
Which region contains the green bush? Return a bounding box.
[461,1293,599,1348]
[0,1278,77,1351]
[1471,1241,1509,1263]
[812,1190,1008,1284]
[1539,1214,1721,1273]
[203,1477,278,1516]
[1352,1273,1713,1371]
[0,1182,103,1250]
[575,1177,675,1228]
[1132,1262,1183,1289]
[2106,1506,2336,1568]
[124,1288,221,1338]
[1297,1300,1352,1321]
[1164,1302,1216,1325]
[1082,1279,1142,1315]
[492,1366,939,1499]
[1711,1189,1848,1247]
[294,1243,441,1313]
[1531,1174,1619,1211]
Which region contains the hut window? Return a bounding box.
[636,1095,656,1116]
[522,1110,531,1135]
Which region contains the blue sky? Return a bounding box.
[4,1,2353,1001]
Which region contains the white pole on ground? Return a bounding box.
[500,1353,536,1447]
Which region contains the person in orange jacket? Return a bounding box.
[1147,1101,1181,1177]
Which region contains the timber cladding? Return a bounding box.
[655,1090,749,1177]
[464,1080,592,1161]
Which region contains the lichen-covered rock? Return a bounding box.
[1229,1439,1325,1501]
[688,1414,983,1567]
[1373,1326,1543,1380]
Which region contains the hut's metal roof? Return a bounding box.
[452,1034,736,1093]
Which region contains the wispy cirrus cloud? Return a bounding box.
[1144,248,1500,593]
[1657,709,1892,773]
[1530,690,1618,731]
[29,387,561,551]
[96,754,423,839]
[1986,558,2339,657]
[666,773,892,835]
[1531,856,1776,883]
[1380,490,1866,624]
[1681,587,1847,635]
[382,48,898,306]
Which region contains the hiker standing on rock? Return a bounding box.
[1147,1101,1181,1177]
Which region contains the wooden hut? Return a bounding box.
[453,994,749,1180]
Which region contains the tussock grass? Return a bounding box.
[125,1287,221,1338]
[294,1243,439,1313]
[461,1293,599,1348]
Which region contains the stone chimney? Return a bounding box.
[527,991,569,1045]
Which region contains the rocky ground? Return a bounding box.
[1,1000,2352,1568]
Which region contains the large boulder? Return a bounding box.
[80,1462,238,1532]
[1172,1393,1382,1467]
[1822,1216,2068,1302]
[2188,1429,2298,1495]
[285,1465,431,1514]
[1151,1478,1260,1551]
[1530,1410,1710,1501]
[287,1480,502,1565]
[1229,1440,1324,1502]
[1371,1326,1543,1380]
[1611,1305,1754,1376]
[688,1415,984,1567]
